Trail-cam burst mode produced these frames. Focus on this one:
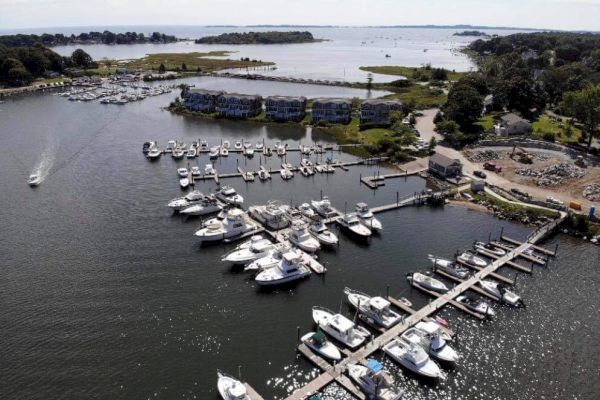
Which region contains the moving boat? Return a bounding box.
[309,221,338,246]
[428,255,470,279]
[301,331,342,362]
[222,236,276,265]
[312,306,367,349]
[177,167,189,178]
[204,164,216,176]
[382,338,442,379]
[344,287,401,328]
[311,196,338,218]
[401,328,459,364]
[194,208,255,243]
[478,279,524,307]
[280,168,293,180]
[217,371,250,400]
[456,295,495,318]
[167,190,205,210]
[347,360,403,400]
[474,241,506,256]
[355,203,382,231]
[28,174,41,186]
[258,167,271,181]
[180,195,223,216]
[216,186,244,206]
[249,201,290,230]
[406,272,449,293]
[457,250,488,267]
[254,250,311,286]
[338,213,372,238]
[288,220,321,253]
[299,203,316,218]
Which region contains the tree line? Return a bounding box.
[195,31,317,44]
[0,31,178,47]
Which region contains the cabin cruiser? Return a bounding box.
[187,147,197,158]
[244,243,291,272]
[177,167,189,178]
[474,241,506,256]
[234,140,243,150]
[167,190,205,210]
[209,146,220,159]
[254,250,311,286]
[311,196,338,218]
[255,142,264,150]
[222,236,276,265]
[146,146,161,159]
[301,331,342,362]
[312,306,367,349]
[407,272,449,293]
[382,338,442,379]
[258,167,271,181]
[309,221,338,246]
[194,208,254,243]
[457,250,488,267]
[428,255,470,279]
[478,279,524,307]
[276,144,286,156]
[415,321,452,342]
[299,203,315,218]
[220,147,229,157]
[347,360,403,400]
[338,213,372,238]
[355,203,382,230]
[217,371,250,400]
[401,327,459,364]
[344,287,401,328]
[172,147,185,159]
[204,164,216,176]
[280,168,293,180]
[199,140,209,152]
[180,195,222,216]
[288,220,321,253]
[191,166,201,177]
[248,202,290,230]
[456,295,495,318]
[216,186,244,206]
[28,174,41,186]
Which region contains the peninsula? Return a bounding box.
[195,30,320,44]
[0,31,178,47]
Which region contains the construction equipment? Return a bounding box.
[483,162,502,172]
[510,145,533,164]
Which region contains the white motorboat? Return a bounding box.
[216,186,244,206]
[280,168,293,180]
[243,141,252,149]
[204,164,216,176]
[382,338,442,379]
[401,327,459,364]
[244,147,255,157]
[243,171,254,181]
[300,158,313,168]
[314,164,324,173]
[172,147,185,159]
[179,177,190,189]
[217,371,250,400]
[276,144,286,156]
[299,203,315,218]
[355,203,383,231]
[194,208,254,243]
[338,213,372,238]
[288,220,321,253]
[222,236,276,265]
[281,162,293,170]
[234,141,243,150]
[177,167,189,178]
[258,167,271,181]
[344,287,401,328]
[248,201,290,230]
[309,221,338,246]
[300,166,311,177]
[457,250,488,267]
[147,147,161,159]
[222,140,231,149]
[28,174,41,186]
[180,195,223,216]
[407,272,449,293]
[167,190,205,210]
[456,295,496,318]
[347,360,403,400]
[311,196,338,218]
[478,279,524,307]
[474,241,506,256]
[244,243,290,272]
[415,321,452,342]
[191,166,201,177]
[199,140,208,151]
[220,147,229,157]
[323,164,335,173]
[254,250,311,286]
[312,306,367,349]
[255,142,264,150]
[301,331,342,362]
[209,146,220,158]
[428,255,470,279]
[187,147,197,158]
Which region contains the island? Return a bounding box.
[194,31,320,44]
[0,31,178,47]
[453,30,490,37]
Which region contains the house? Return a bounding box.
[428,153,463,178]
[216,93,263,118]
[494,113,532,136]
[312,98,352,124]
[265,96,307,122]
[182,89,224,113]
[360,99,403,124]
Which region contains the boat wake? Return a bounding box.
[30,141,56,185]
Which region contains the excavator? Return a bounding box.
[510,145,533,164]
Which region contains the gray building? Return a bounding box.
[494,113,532,136]
[360,99,403,124]
[182,89,224,113]
[428,153,463,178]
[216,93,263,118]
[265,96,307,122]
[312,98,353,124]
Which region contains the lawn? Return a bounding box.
[382,84,447,109]
[476,115,496,131]
[532,114,581,144]
[360,65,466,82]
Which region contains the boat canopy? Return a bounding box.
[367,359,384,373]
[369,297,390,311]
[313,330,328,345]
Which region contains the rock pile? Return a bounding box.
[516,163,586,186]
[466,150,505,162]
[583,183,600,201]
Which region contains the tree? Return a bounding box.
[158,63,166,74]
[366,73,373,91]
[443,82,483,130]
[561,84,600,152]
[429,136,437,151]
[181,63,187,71]
[71,49,93,68]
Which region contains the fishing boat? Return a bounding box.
[254,250,311,286]
[382,338,442,379]
[407,272,449,293]
[180,195,222,216]
[248,201,290,230]
[288,220,321,253]
[258,167,271,181]
[311,196,337,218]
[177,167,189,178]
[344,287,401,328]
[299,203,316,218]
[401,328,459,364]
[194,208,254,243]
[167,190,205,210]
[474,241,506,256]
[217,371,250,400]
[301,331,342,362]
[309,221,338,246]
[478,279,524,307]
[355,202,382,231]
[456,295,495,318]
[457,250,488,267]
[428,255,470,279]
[216,186,244,206]
[222,236,276,265]
[347,360,403,400]
[312,306,367,349]
[338,213,372,238]
[28,174,41,186]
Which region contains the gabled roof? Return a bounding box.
[500,113,529,125]
[430,153,462,168]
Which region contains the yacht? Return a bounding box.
[299,203,316,218]
[172,147,185,159]
[180,195,223,216]
[146,147,161,160]
[474,241,506,256]
[204,164,216,176]
[258,167,271,181]
[312,306,367,349]
[222,236,276,265]
[407,272,449,293]
[456,295,495,318]
[209,146,220,159]
[344,287,401,328]
[428,255,470,279]
[415,321,452,342]
[311,196,338,218]
[194,208,254,243]
[255,142,264,150]
[248,202,290,230]
[254,250,311,286]
[288,220,321,253]
[28,174,41,186]
[234,140,243,150]
[280,168,293,180]
[217,371,250,400]
[355,203,382,230]
[216,186,244,206]
[478,279,524,307]
[309,221,338,246]
[220,147,229,157]
[338,213,372,238]
[177,167,189,178]
[244,243,291,272]
[401,328,459,364]
[191,166,201,177]
[457,250,488,267]
[382,338,442,379]
[168,190,205,211]
[347,360,403,400]
[301,331,342,362]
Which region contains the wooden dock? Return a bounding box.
[409,282,486,320]
[501,235,556,256]
[455,259,516,284]
[245,383,266,400]
[473,249,533,273]
[360,167,427,189]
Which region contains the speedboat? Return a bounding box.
[216,186,244,206]
[309,221,338,246]
[347,360,403,400]
[457,250,488,267]
[288,220,321,253]
[187,147,197,158]
[244,147,255,157]
[428,255,470,279]
[191,166,201,177]
[180,195,223,216]
[222,236,276,265]
[407,272,449,293]
[248,201,290,230]
[255,142,264,150]
[456,295,496,318]
[28,174,41,186]
[478,279,524,307]
[194,208,254,243]
[344,287,401,328]
[355,203,382,231]
[167,190,205,210]
[312,306,367,349]
[146,147,161,159]
[222,140,231,149]
[474,242,506,256]
[401,327,459,364]
[301,331,342,362]
[338,213,372,238]
[172,147,185,159]
[258,167,271,181]
[209,146,220,158]
[311,197,338,218]
[217,371,250,400]
[204,164,216,176]
[234,141,243,150]
[276,144,286,156]
[179,177,190,189]
[199,140,208,152]
[382,338,442,379]
[177,167,189,178]
[220,147,229,157]
[280,168,293,180]
[254,250,311,286]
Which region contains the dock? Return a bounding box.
[409,281,486,320]
[474,249,534,273]
[360,167,427,190]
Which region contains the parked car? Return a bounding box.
[474,170,487,179]
[483,162,502,172]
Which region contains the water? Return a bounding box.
[1,46,598,400]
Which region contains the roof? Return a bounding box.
[266,95,307,102]
[367,359,383,373]
[330,314,354,331]
[313,330,327,344]
[361,98,402,106]
[369,297,390,311]
[188,88,224,96]
[429,153,462,168]
[220,93,262,100]
[500,113,529,125]
[312,97,352,105]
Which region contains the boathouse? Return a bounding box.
[428,153,463,178]
[216,93,263,118]
[312,98,352,124]
[182,88,224,113]
[265,96,307,122]
[360,99,403,124]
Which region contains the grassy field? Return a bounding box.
[532,114,582,144]
[119,51,273,72]
[476,115,496,131]
[360,65,466,82]
[382,84,447,109]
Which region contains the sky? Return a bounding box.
[1,0,600,31]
